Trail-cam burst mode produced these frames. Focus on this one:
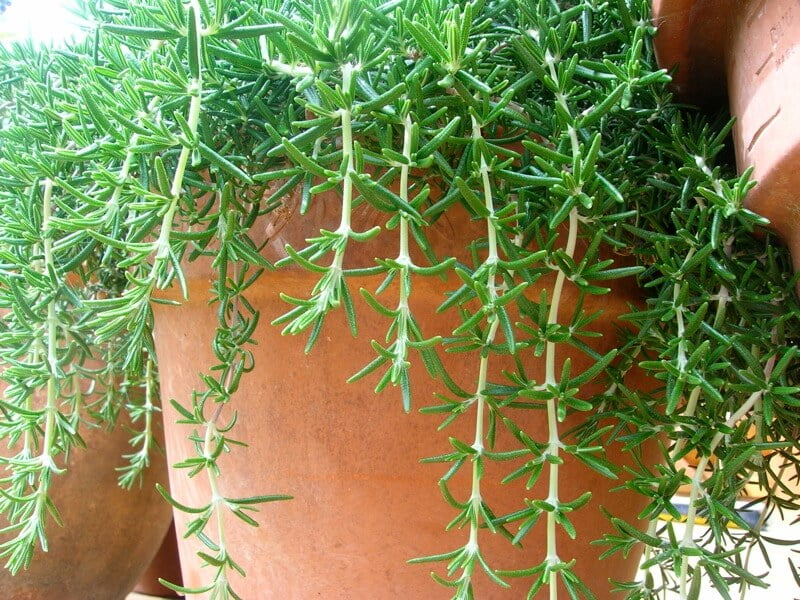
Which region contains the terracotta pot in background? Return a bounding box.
[154,194,660,599]
[676,426,800,500]
[652,0,800,271]
[134,521,183,598]
[0,415,172,600]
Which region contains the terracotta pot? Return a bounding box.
[134,521,183,598]
[652,0,800,271]
[676,425,799,499]
[154,191,660,598]
[0,414,172,600]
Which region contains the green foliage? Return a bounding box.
[0,1,798,599]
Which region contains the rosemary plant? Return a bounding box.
[0,1,798,599]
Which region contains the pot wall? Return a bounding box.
[0,414,172,600]
[651,0,730,103]
[652,0,800,271]
[155,199,660,599]
[726,0,800,265]
[134,521,182,598]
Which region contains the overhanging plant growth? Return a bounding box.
[0,1,799,599]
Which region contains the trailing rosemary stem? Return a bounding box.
[543,206,579,598]
[324,62,356,300]
[542,51,579,595]
[140,355,156,463]
[459,120,502,587]
[395,116,413,374]
[176,3,234,589]
[677,390,765,599]
[41,178,58,457]
[202,255,245,591]
[641,383,702,562]
[338,71,354,237]
[642,246,705,571]
[106,133,138,226]
[154,89,202,270]
[543,46,581,595]
[672,248,696,372]
[22,331,43,461]
[152,1,203,284]
[399,114,412,268]
[33,178,59,551]
[106,97,159,229]
[204,413,229,581]
[545,48,579,158]
[677,344,778,599]
[469,318,496,544]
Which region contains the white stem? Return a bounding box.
[154,91,202,266]
[463,119,502,578]
[201,266,241,583]
[672,244,695,373]
[152,2,203,283]
[100,98,159,230]
[35,179,59,533]
[643,248,701,567]
[399,114,412,267]
[107,133,138,215]
[542,54,581,598]
[339,64,355,235]
[543,207,578,598]
[139,355,155,462]
[545,50,579,158]
[672,386,702,459]
[395,116,414,361]
[180,4,233,587]
[678,348,778,599]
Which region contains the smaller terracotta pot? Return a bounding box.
[134,521,183,598]
[0,416,172,600]
[652,0,800,273]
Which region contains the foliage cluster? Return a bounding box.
[0,1,798,599]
